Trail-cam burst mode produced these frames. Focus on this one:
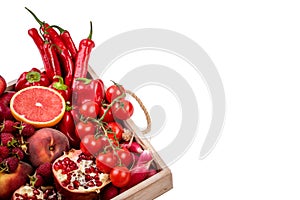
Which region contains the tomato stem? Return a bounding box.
[98,92,126,122]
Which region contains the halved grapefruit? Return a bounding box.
[10,86,65,128]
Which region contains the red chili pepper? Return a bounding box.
[49,76,71,101]
[43,42,62,82]
[73,22,95,83]
[52,25,78,61]
[72,78,105,107]
[28,28,54,81]
[25,7,74,87]
[15,68,50,91]
[58,103,80,148]
[28,28,44,53]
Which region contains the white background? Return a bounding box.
[1,1,300,199]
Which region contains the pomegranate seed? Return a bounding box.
[85,168,91,173]
[54,163,60,171]
[94,175,100,180]
[87,181,95,187]
[33,189,40,195]
[68,185,74,190]
[73,180,80,189]
[85,174,92,181]
[62,179,70,187]
[96,180,102,186]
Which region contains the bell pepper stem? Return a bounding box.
[26,71,41,83]
[53,76,68,91]
[76,77,92,84]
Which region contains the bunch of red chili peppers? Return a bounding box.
[20,7,105,148]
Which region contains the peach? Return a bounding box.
[27,128,70,167]
[0,161,33,199]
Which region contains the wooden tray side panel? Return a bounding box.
[112,168,173,200]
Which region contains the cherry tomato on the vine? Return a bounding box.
[96,152,118,173]
[106,122,123,142]
[105,84,125,103]
[79,101,99,118]
[117,148,133,167]
[110,166,131,188]
[112,99,134,120]
[75,120,97,139]
[99,105,114,123]
[80,134,104,156]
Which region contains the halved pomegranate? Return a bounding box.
[12,185,61,200]
[52,149,110,200]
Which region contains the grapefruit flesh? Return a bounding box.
[10,86,65,128]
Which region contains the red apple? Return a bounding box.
[27,128,70,167]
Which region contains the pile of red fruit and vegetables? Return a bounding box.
[0,8,157,200]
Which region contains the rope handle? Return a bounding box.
[126,90,151,134]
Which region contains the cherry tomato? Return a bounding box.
[110,166,131,188]
[75,120,96,139]
[112,99,134,120]
[105,84,125,103]
[80,134,103,156]
[96,152,118,173]
[106,122,123,142]
[99,105,114,123]
[117,148,133,167]
[79,101,99,118]
[98,135,111,150]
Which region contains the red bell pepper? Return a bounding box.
[49,76,71,101]
[72,78,105,107]
[15,68,50,91]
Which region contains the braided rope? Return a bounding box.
[126,90,151,134]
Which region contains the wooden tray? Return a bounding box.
[6,67,173,200]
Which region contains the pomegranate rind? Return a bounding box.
[52,149,110,200]
[0,161,33,199]
[10,86,65,128]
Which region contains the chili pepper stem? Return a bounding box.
[88,21,93,40]
[25,7,44,26]
[51,25,65,34]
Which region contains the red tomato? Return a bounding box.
[96,152,118,173]
[117,148,133,167]
[80,134,104,156]
[99,105,114,123]
[106,122,123,142]
[105,84,125,103]
[79,101,99,118]
[75,120,97,139]
[112,99,134,120]
[110,166,131,188]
